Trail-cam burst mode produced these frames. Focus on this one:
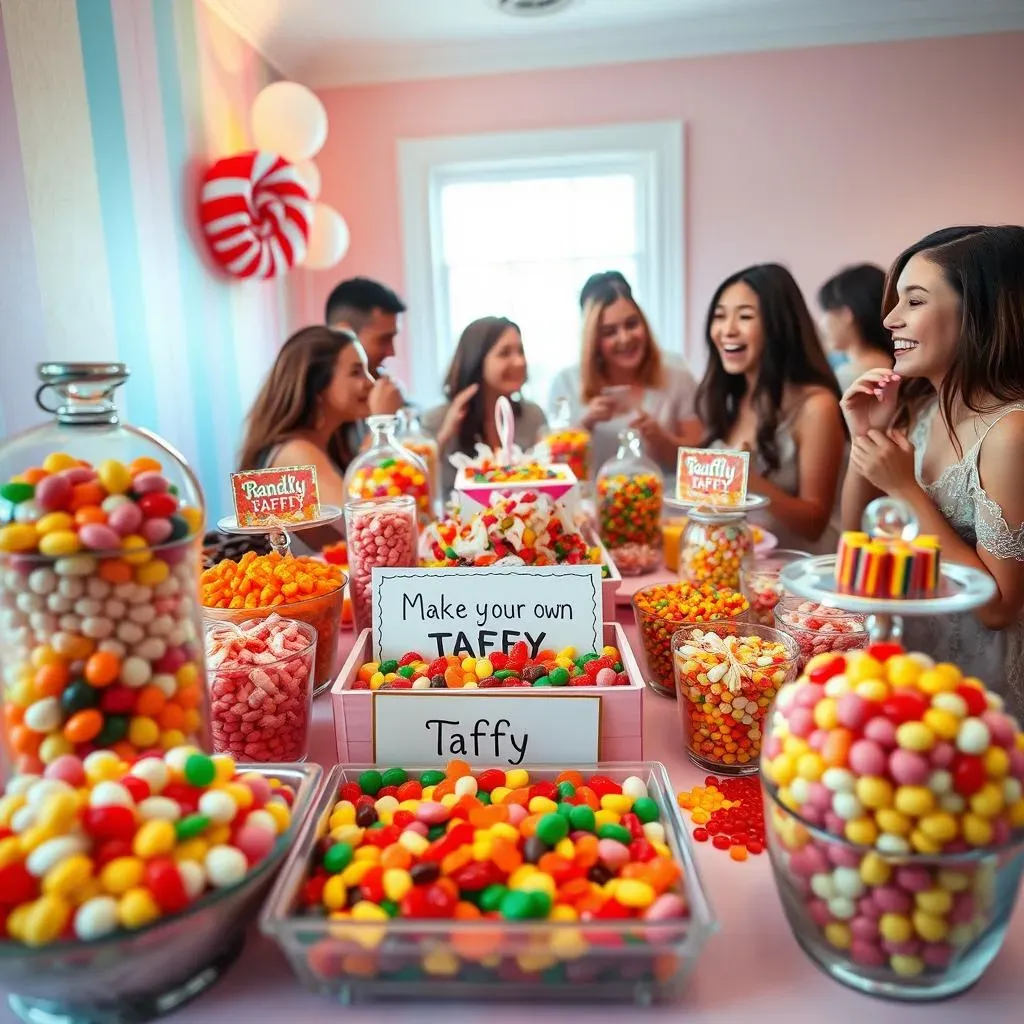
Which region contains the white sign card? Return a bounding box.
[370,564,602,663]
[373,691,600,766]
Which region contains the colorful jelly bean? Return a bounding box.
[0,455,206,774]
[353,643,628,690]
[679,514,753,591]
[0,749,294,946]
[632,582,749,698]
[465,461,562,484]
[678,775,767,859]
[545,428,590,483]
[773,597,868,670]
[673,625,799,773]
[597,473,663,577]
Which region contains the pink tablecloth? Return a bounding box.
[4,609,1021,1023]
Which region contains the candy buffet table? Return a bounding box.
[4,607,1020,1024]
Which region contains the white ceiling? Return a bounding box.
[204,0,1024,87]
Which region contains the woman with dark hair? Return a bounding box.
[818,263,894,391]
[840,225,1024,713]
[238,325,373,505]
[549,275,701,476]
[697,263,846,551]
[422,317,548,498]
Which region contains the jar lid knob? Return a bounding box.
[35,362,129,425]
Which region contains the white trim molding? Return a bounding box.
[398,121,685,406]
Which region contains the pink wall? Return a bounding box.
[313,32,1024,378]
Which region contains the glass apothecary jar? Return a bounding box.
[343,415,431,525]
[679,508,753,591]
[596,429,663,576]
[542,396,591,484]
[395,407,439,509]
[0,363,210,775]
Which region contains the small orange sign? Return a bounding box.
[230,466,320,527]
[675,448,750,506]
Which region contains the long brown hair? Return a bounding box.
[888,226,1024,450]
[238,325,360,471]
[580,278,663,402]
[442,316,522,455]
[696,263,839,473]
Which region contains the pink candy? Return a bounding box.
[206,615,315,762]
[345,499,417,635]
[774,599,868,670]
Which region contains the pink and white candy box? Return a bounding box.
[330,621,644,764]
[453,464,580,517]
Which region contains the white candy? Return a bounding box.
[14,500,41,523]
[75,896,120,941]
[908,652,935,670]
[823,676,851,697]
[28,568,58,595]
[134,638,166,661]
[831,866,865,899]
[130,757,169,792]
[104,599,127,618]
[85,578,111,599]
[810,873,836,900]
[164,746,199,773]
[931,692,968,718]
[45,594,72,613]
[244,810,278,835]
[10,805,37,833]
[198,790,238,824]
[1004,778,1023,804]
[985,692,1005,711]
[25,779,75,810]
[82,616,115,639]
[116,621,145,645]
[821,767,856,793]
[129,605,156,625]
[831,792,863,821]
[411,678,430,689]
[956,717,991,755]
[121,655,152,688]
[58,577,85,599]
[98,639,127,658]
[642,821,666,844]
[940,792,966,814]
[128,585,154,606]
[621,776,648,800]
[876,833,911,855]
[5,774,41,797]
[166,624,191,647]
[23,697,62,733]
[58,614,83,633]
[84,750,121,777]
[29,612,57,634]
[927,770,953,795]
[948,923,975,948]
[205,845,248,888]
[55,555,98,577]
[151,673,177,698]
[453,775,478,798]
[15,593,43,614]
[26,834,89,877]
[828,896,857,920]
[90,781,135,809]
[102,494,132,514]
[148,614,175,637]
[178,860,206,900]
[138,796,182,822]
[74,598,103,617]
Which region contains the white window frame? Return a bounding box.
[398,122,685,406]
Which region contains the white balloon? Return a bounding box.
[303,204,349,269]
[293,159,321,200]
[250,82,328,162]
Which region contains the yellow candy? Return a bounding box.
[890,955,925,977]
[128,716,160,749]
[962,813,994,847]
[353,846,380,864]
[824,922,852,949]
[173,838,209,863]
[135,559,170,586]
[879,913,913,943]
[844,818,879,846]
[845,655,884,684]
[0,524,39,553]
[796,752,825,782]
[97,459,132,494]
[969,783,1005,818]
[118,887,161,929]
[100,856,145,895]
[42,452,78,472]
[121,535,152,565]
[884,655,922,687]
[893,786,935,817]
[855,679,891,702]
[918,812,959,843]
[922,708,961,741]
[41,853,93,898]
[21,894,70,947]
[264,801,290,832]
[475,658,493,679]
[504,769,529,789]
[895,721,935,752]
[855,776,894,810]
[812,698,839,730]
[35,512,74,535]
[339,861,373,886]
[599,794,632,815]
[915,889,953,915]
[38,530,81,557]
[859,852,892,887]
[984,746,1010,778]
[423,949,460,976]
[323,876,349,911]
[527,796,558,815]
[615,879,655,908]
[132,820,176,859]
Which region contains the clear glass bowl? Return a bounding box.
[762,782,1024,1001]
[672,621,799,775]
[0,763,321,1024]
[772,596,868,671]
[205,617,317,762]
[740,549,811,627]
[202,582,345,696]
[260,762,718,1005]
[631,583,749,699]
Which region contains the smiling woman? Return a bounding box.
[839,224,1024,716]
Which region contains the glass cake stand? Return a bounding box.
[216,505,343,556]
[663,494,770,515]
[778,555,997,642]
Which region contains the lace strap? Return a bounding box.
[974,406,1024,561]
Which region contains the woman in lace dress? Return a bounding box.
[840,225,1024,717]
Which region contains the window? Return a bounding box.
[399,123,684,410]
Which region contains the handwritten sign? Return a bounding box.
[675,448,749,506]
[230,466,320,527]
[373,691,600,766]
[370,565,602,662]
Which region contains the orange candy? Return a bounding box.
[200,550,343,610]
[64,709,104,743]
[84,651,120,687]
[34,662,69,698]
[98,559,133,584]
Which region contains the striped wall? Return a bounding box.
[0,0,308,521]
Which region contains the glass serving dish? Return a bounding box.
[260,761,718,1005]
[772,596,868,671]
[763,782,1024,1001]
[740,548,810,627]
[0,763,321,1024]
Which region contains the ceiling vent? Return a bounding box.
[494,0,576,17]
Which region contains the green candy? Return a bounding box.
[527,890,553,918]
[428,824,447,841]
[632,797,660,823]
[499,890,536,920]
[381,458,396,469]
[556,801,574,820]
[535,812,569,845]
[479,884,507,912]
[358,769,383,795]
[61,681,98,716]
[380,899,400,918]
[95,715,128,746]
[184,753,216,788]
[0,481,33,504]
[580,653,600,665]
[323,842,354,873]
[569,805,596,832]
[379,660,399,676]
[597,823,632,844]
[381,767,408,787]
[420,770,446,786]
[167,515,190,542]
[613,662,624,672]
[478,791,491,806]
[175,814,210,840]
[397,666,415,679]
[532,676,552,687]
[556,781,576,799]
[494,670,516,680]
[548,667,569,686]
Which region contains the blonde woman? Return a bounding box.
[548,275,701,475]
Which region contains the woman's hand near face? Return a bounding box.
[436,384,480,448]
[841,369,901,438]
[581,394,615,431]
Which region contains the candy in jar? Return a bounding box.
[541,395,591,483]
[773,596,868,670]
[0,363,210,776]
[396,408,439,505]
[344,496,417,635]
[344,415,432,523]
[679,509,752,591]
[596,429,663,576]
[739,548,811,627]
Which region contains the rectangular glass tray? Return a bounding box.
[259,761,717,1005]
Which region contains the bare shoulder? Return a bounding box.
[793,386,841,426]
[272,437,331,467]
[979,409,1024,470]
